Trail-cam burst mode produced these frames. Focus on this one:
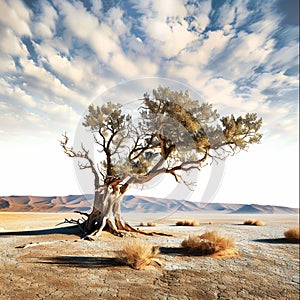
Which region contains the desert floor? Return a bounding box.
[0,212,299,300]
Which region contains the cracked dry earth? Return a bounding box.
[0,213,299,300]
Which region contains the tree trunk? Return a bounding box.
[81,188,153,240]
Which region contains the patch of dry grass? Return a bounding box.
[147,222,157,227]
[284,227,300,242]
[117,240,162,270]
[139,221,157,227]
[181,231,238,258]
[176,219,200,226]
[243,219,265,226]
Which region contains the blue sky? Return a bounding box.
[0,0,298,207]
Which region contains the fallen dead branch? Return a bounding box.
[16,240,69,249]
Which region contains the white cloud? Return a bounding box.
[36,1,57,34]
[264,41,299,73]
[39,51,97,89]
[104,7,128,36]
[0,0,32,36]
[178,30,233,66]
[233,0,251,28]
[39,101,79,121]
[0,102,47,138]
[136,58,158,75]
[136,0,198,58]
[0,92,80,141]
[217,1,236,28]
[131,0,186,19]
[90,0,103,17]
[255,72,298,92]
[19,57,88,107]
[0,53,17,73]
[0,27,29,57]
[110,52,140,78]
[59,1,140,79]
[186,0,212,33]
[0,78,36,108]
[142,18,196,59]
[209,30,275,80]
[33,2,58,40]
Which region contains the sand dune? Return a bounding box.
[0,195,298,214]
[0,195,94,212]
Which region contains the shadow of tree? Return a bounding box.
[40,256,125,268]
[253,238,299,244]
[0,225,81,237]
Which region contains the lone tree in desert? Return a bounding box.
[61,86,262,240]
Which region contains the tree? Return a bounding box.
[61,86,262,240]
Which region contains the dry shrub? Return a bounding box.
[176,219,200,226]
[254,220,265,226]
[117,240,162,270]
[243,219,255,225]
[147,221,157,227]
[139,222,145,227]
[243,219,265,226]
[176,221,184,226]
[211,248,240,258]
[284,227,300,242]
[181,231,238,258]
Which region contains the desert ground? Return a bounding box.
[0,212,299,300]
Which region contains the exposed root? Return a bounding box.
[56,217,86,233]
[74,210,90,217]
[123,222,154,235]
[59,211,172,240]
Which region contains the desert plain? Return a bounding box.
[0,212,299,300]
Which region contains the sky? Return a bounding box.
[0,0,298,207]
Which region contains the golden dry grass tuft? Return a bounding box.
[255,220,265,226]
[147,221,157,227]
[139,222,145,226]
[284,227,300,242]
[176,219,200,226]
[181,231,239,258]
[243,219,265,226]
[117,240,162,270]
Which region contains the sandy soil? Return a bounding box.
[0,212,299,300]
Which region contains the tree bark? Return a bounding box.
[81,188,120,240]
[76,185,171,240]
[79,187,153,240]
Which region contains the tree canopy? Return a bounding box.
[61,86,262,239]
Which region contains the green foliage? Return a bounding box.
[66,86,263,188]
[221,113,262,150]
[82,102,130,132]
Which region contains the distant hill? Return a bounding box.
[0,195,298,214]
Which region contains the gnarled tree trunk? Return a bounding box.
[80,188,152,240]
